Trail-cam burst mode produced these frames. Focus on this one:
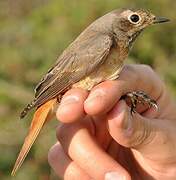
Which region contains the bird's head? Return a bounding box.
[112,9,170,44]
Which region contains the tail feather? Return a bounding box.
[11,98,57,176]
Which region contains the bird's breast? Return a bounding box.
[73,46,129,90]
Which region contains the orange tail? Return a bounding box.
[11,98,57,176]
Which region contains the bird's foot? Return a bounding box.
[123,91,158,114]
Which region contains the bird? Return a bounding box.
[11,8,169,176]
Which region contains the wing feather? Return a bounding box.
[34,32,113,107]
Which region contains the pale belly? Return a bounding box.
[73,47,128,90]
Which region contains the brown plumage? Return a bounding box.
[12,8,169,175]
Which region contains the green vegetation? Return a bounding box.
[0,0,175,179]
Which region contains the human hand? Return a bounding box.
[48,64,176,180]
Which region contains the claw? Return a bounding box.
[150,101,158,111]
[124,91,158,113]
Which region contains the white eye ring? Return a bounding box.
[128,13,141,24]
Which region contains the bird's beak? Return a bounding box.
[153,16,170,24]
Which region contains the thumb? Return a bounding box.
[107,100,176,168]
[107,100,173,156]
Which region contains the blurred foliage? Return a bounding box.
[0,0,175,179]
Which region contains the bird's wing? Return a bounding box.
[33,32,113,107]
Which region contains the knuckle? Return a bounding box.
[56,122,83,143]
[123,64,136,74]
[140,64,154,73]
[48,144,59,165]
[48,150,54,165]
[56,124,68,142]
[48,143,65,179]
[128,130,148,148]
[122,64,138,82]
[128,117,154,148]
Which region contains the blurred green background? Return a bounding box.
[0,0,175,179]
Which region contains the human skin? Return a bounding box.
[48,64,176,180]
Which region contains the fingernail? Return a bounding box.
[110,101,133,136]
[113,101,126,116]
[105,172,125,180]
[109,101,126,121]
[85,89,106,103]
[125,111,133,136]
[61,95,79,106]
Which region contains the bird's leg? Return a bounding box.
[122,91,158,114]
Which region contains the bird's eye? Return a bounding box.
[129,14,140,24]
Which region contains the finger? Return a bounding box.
[56,88,88,123]
[57,121,131,180]
[107,100,153,149]
[107,140,121,160]
[48,142,91,180]
[107,100,176,159]
[84,64,164,117]
[92,115,112,149]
